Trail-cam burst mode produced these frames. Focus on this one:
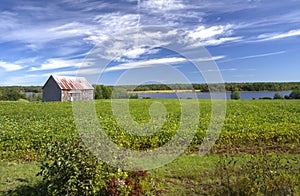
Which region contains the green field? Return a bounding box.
[0,99,299,195]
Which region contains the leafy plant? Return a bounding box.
[273,93,283,99]
[38,135,149,195]
[230,91,240,100]
[289,90,300,99]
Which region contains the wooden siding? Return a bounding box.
[61,89,94,102]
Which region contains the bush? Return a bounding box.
[259,97,272,100]
[129,93,139,99]
[289,90,300,99]
[230,91,240,100]
[0,88,25,101]
[38,135,148,195]
[273,93,283,99]
[94,85,112,99]
[112,87,130,99]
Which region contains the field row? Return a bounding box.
[1,99,300,161]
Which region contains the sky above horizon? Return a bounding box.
[1,0,300,86]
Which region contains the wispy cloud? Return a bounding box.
[203,68,237,73]
[220,51,286,63]
[30,58,91,71]
[258,29,300,41]
[201,37,242,46]
[105,57,186,72]
[0,61,23,71]
[188,25,234,40]
[1,0,300,85]
[192,55,226,62]
[140,0,185,11]
[186,24,242,46]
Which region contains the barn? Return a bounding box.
[42,75,94,102]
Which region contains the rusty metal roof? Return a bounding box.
[51,75,94,90]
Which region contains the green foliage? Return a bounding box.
[230,91,240,100]
[274,93,284,99]
[208,152,299,195]
[93,85,112,99]
[289,90,300,99]
[38,135,148,195]
[0,101,75,161]
[38,135,109,195]
[129,93,139,99]
[94,85,139,99]
[123,82,300,92]
[0,88,25,101]
[0,99,300,195]
[259,96,272,100]
[0,86,42,101]
[112,87,129,99]
[1,100,300,161]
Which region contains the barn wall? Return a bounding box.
[61,89,94,101]
[42,77,61,102]
[81,89,94,100]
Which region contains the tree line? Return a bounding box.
[126,82,300,92]
[0,82,299,101]
[230,90,300,100]
[0,86,42,101]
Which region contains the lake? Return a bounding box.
[137,91,291,100]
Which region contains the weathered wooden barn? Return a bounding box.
[42,75,94,102]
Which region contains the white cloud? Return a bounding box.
[43,70,77,76]
[0,61,23,71]
[192,55,226,62]
[219,51,286,63]
[186,24,241,46]
[105,57,186,72]
[258,29,300,41]
[0,11,18,30]
[202,68,237,73]
[30,58,91,71]
[0,74,43,86]
[48,22,93,37]
[14,57,40,65]
[188,25,233,40]
[31,59,73,71]
[140,0,185,11]
[236,51,286,60]
[93,13,138,31]
[0,22,96,50]
[86,28,179,61]
[201,36,242,46]
[123,47,148,59]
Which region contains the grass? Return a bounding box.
[2,153,298,195]
[0,161,44,195]
[0,99,299,194]
[149,153,300,195]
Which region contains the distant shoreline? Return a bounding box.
[129,90,292,94]
[129,90,202,94]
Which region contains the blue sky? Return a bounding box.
[1,0,300,86]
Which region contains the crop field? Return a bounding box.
[0,99,299,195]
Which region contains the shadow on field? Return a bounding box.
[1,183,47,196]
